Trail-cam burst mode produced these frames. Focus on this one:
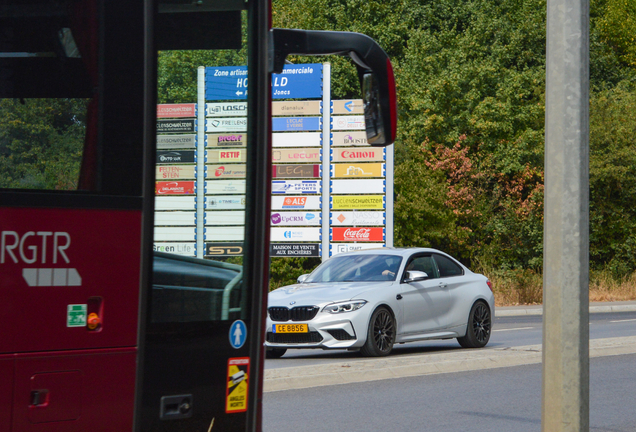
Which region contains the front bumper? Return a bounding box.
[265,312,367,350]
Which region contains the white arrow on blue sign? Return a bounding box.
[229,320,247,349]
[206,64,322,101]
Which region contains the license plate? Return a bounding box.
[273,324,308,333]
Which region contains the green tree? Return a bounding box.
[589,81,636,277]
[157,49,247,104]
[594,0,636,68]
[0,98,87,190]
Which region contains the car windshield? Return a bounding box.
[305,254,403,283]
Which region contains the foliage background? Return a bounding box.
[3,1,634,299]
[270,0,636,292]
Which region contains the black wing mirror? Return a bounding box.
[270,28,397,146]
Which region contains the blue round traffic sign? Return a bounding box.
[229,320,247,349]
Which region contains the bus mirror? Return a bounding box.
[270,28,397,146]
[362,72,385,145]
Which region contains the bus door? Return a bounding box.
[139,2,270,431]
[142,4,398,431]
[0,1,149,431]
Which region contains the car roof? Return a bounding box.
[330,247,446,258]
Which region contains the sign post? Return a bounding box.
[196,67,206,258]
[321,63,331,261]
[156,62,395,261]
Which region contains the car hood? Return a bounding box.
[268,281,392,306]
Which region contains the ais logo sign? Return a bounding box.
[282,197,307,209]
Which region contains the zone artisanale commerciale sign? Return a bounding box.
[154,63,393,259]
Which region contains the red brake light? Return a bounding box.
[486,280,493,292]
[386,57,397,142]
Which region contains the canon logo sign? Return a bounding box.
[341,151,376,158]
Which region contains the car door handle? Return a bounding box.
[396,294,403,300]
[439,282,448,289]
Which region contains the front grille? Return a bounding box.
[267,331,323,344]
[268,305,319,322]
[327,329,355,340]
[290,306,319,321]
[268,307,289,321]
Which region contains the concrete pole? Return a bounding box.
[541,0,590,428]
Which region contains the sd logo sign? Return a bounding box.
[206,242,243,257]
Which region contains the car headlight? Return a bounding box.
[322,300,367,314]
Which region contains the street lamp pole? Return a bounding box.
[542,0,590,429]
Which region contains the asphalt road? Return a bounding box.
[265,311,636,369]
[262,353,636,432]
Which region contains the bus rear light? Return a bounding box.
[87,297,103,331]
[87,313,101,330]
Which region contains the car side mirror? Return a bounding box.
[270,28,397,146]
[405,271,428,283]
[297,274,309,284]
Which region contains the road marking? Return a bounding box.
[611,318,636,323]
[264,336,636,392]
[492,327,534,332]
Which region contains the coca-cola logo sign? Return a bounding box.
[343,228,370,240]
[331,227,384,242]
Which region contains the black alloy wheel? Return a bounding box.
[361,307,395,357]
[457,300,491,348]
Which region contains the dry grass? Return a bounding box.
[486,268,543,307]
[589,270,636,303]
[481,268,636,307]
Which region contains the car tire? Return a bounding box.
[361,306,395,357]
[265,348,287,359]
[457,300,491,348]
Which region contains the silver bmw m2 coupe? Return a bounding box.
[265,248,495,358]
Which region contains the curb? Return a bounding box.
[263,336,636,393]
[495,303,636,317]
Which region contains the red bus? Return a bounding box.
[0,1,396,431]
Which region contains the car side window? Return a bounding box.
[405,255,438,279]
[433,254,464,278]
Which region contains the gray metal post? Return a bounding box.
[542,0,590,428]
[321,62,331,261]
[386,144,394,247]
[196,67,206,258]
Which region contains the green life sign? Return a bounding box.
[67,304,87,327]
